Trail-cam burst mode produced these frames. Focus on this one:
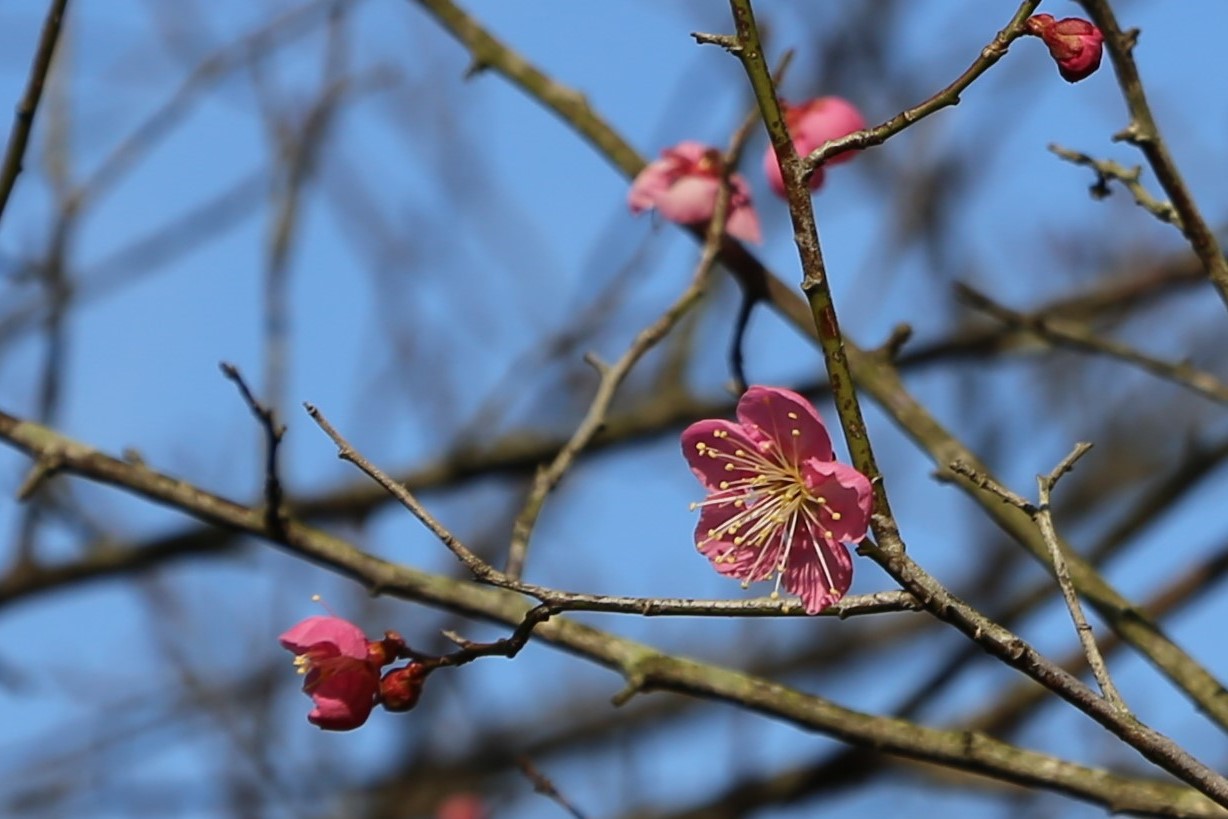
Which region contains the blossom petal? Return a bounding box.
[803,459,873,543]
[628,142,711,215]
[735,386,833,465]
[628,159,677,214]
[681,419,769,492]
[654,175,721,224]
[306,665,379,730]
[279,615,368,659]
[725,191,762,244]
[695,503,780,582]
[781,528,853,614]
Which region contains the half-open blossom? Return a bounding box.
[764,97,866,198]
[629,141,762,243]
[681,386,873,613]
[280,615,382,730]
[1026,15,1104,83]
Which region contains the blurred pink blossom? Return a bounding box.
[436,794,488,819]
[1026,14,1104,83]
[682,386,873,613]
[628,141,761,243]
[280,615,382,730]
[763,96,866,198]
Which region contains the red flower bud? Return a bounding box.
[367,630,408,667]
[1026,14,1104,83]
[380,663,429,712]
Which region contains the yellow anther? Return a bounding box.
[787,412,798,420]
[734,449,745,456]
[830,511,842,520]
[695,442,706,451]
[719,481,729,489]
[725,464,735,471]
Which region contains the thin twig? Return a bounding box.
[723,51,793,394]
[501,122,744,579]
[516,757,588,819]
[0,0,70,225]
[305,401,502,582]
[220,362,288,533]
[959,284,1228,405]
[417,604,554,669]
[798,0,1042,173]
[1035,443,1125,709]
[303,404,919,617]
[1076,0,1228,311]
[1049,143,1181,229]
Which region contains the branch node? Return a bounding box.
[691,31,741,52]
[16,454,63,501]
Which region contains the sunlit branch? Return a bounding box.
[0,407,1221,815]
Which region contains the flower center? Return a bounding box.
[293,648,371,693]
[690,426,843,594]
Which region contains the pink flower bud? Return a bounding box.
[1026,14,1104,83]
[628,141,762,244]
[763,96,866,199]
[379,663,428,712]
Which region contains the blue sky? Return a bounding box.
[2,2,1228,817]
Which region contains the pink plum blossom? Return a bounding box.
[763,97,866,198]
[280,615,383,730]
[1025,15,1104,83]
[681,386,873,613]
[628,141,762,244]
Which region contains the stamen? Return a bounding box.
[293,655,311,675]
